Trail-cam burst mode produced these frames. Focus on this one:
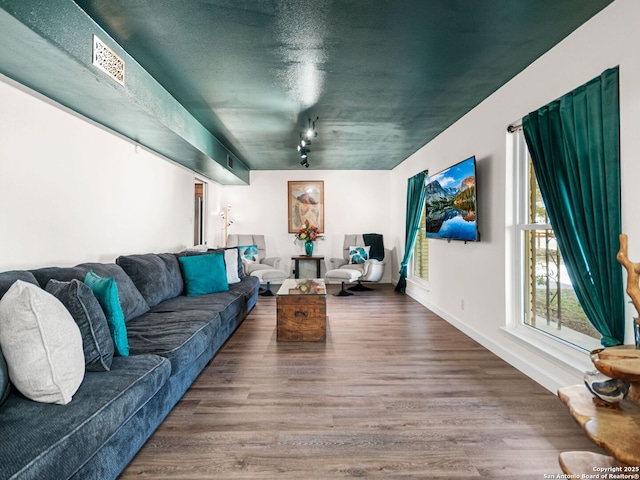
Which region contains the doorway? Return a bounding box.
[194,181,206,246]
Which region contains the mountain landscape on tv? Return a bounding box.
[425,157,477,241]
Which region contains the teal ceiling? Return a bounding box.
[0,1,613,180]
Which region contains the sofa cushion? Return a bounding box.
[85,270,129,357]
[229,275,260,320]
[0,270,39,299]
[178,253,229,296]
[46,279,115,372]
[0,281,84,405]
[116,253,184,308]
[0,346,9,406]
[30,263,150,322]
[0,354,170,480]
[126,309,221,375]
[153,290,243,329]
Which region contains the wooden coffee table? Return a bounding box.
[276,278,326,341]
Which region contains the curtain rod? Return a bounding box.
[507,123,523,133]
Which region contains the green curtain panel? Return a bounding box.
[522,67,623,347]
[395,171,427,293]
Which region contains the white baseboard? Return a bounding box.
[405,282,590,394]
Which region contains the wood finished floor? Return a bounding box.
[120,284,599,479]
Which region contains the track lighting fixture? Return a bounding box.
[305,116,319,140]
[295,116,319,168]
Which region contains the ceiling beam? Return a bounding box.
[0,0,250,185]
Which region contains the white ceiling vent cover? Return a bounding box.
[92,35,125,86]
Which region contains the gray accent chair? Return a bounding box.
[227,234,287,295]
[329,234,385,291]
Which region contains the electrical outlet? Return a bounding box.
[460,299,465,310]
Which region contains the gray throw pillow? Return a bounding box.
[46,279,114,372]
[77,263,150,322]
[0,270,39,299]
[0,347,9,406]
[116,253,184,307]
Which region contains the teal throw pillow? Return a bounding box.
[238,245,259,265]
[84,270,129,356]
[349,245,370,264]
[178,252,229,297]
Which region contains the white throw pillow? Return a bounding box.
[0,280,84,404]
[224,248,241,284]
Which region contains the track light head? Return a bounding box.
[295,116,318,167]
[305,116,319,139]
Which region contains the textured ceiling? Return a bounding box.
[72,0,612,171]
[0,1,612,180]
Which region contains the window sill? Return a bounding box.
[501,323,593,378]
[407,275,429,289]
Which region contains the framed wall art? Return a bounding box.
[288,180,324,233]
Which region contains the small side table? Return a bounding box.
[291,255,324,279]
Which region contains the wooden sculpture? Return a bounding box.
[617,233,640,326]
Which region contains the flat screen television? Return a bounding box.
[424,155,478,242]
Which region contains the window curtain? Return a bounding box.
[395,171,427,293]
[522,67,623,347]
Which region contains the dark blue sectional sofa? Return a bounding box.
[0,250,259,480]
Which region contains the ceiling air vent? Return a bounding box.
[92,35,125,86]
[227,154,234,169]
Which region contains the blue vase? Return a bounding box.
[304,240,314,256]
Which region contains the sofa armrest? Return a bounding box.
[330,258,348,268]
[261,257,281,269]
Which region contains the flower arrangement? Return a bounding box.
[295,219,322,242]
[293,279,325,294]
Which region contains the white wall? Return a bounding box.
[0,76,196,270]
[219,170,396,279]
[391,0,640,392]
[0,70,398,280]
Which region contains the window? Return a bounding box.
[514,130,601,351]
[412,203,429,281]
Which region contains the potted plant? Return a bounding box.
[295,220,322,256]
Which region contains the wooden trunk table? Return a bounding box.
[276,278,326,341]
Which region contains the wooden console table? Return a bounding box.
[291,255,324,279]
[558,345,640,473]
[558,385,639,472]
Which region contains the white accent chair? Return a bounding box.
[227,234,287,296]
[329,234,385,292]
